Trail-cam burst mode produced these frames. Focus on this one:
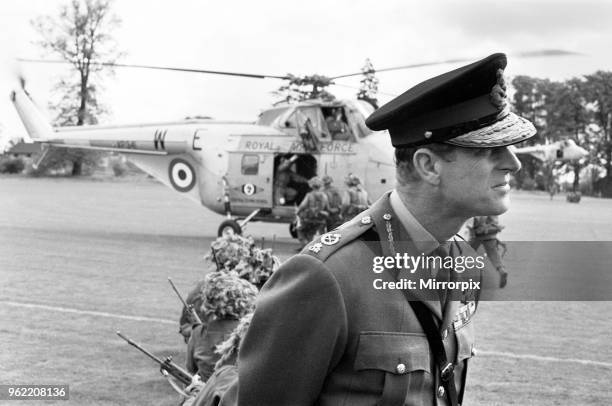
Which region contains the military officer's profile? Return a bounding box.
[236,53,536,406]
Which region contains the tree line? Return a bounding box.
[511,72,612,196]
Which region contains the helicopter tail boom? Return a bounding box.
[10,89,56,142]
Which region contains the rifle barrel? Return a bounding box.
[168,278,189,308]
[168,278,203,325]
[116,331,164,365]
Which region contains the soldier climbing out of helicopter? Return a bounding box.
[296,177,330,248]
[468,215,509,288]
[273,155,308,205]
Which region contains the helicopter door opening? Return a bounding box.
[273,153,317,207]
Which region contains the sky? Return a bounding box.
[1,0,611,140]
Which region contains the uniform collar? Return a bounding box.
[368,192,443,319]
[389,189,440,255]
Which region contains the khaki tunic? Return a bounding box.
[238,192,480,405]
[187,319,239,381]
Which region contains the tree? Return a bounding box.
[511,75,594,192]
[582,71,612,193]
[273,74,336,104]
[357,58,379,108]
[32,0,122,175]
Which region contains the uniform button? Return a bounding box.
[437,385,446,398]
[395,363,406,374]
[471,345,477,357]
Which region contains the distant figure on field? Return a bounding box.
[469,215,508,288]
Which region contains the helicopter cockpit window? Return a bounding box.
[256,107,290,127]
[295,107,327,139]
[284,112,298,128]
[322,107,354,142]
[241,154,260,175]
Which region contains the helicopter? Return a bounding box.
[11,80,396,238]
[11,50,575,238]
[511,139,588,163]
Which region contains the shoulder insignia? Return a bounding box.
[302,211,375,261]
[308,242,323,253]
[360,215,371,225]
[321,233,341,245]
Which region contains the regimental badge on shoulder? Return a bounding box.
[308,242,323,253]
[320,233,341,245]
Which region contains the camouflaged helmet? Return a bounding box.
[308,176,323,189]
[206,234,280,287]
[201,271,258,320]
[345,174,361,186]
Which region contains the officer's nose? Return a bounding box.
[499,146,522,174]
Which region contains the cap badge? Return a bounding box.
[490,68,509,115]
[424,131,432,139]
[361,216,372,225]
[321,233,341,245]
[383,213,392,221]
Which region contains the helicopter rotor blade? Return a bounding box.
[329,49,581,80]
[331,82,398,98]
[16,58,290,80]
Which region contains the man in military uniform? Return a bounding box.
[273,155,307,205]
[186,271,257,381]
[469,215,508,288]
[296,176,331,247]
[237,53,535,405]
[322,175,343,230]
[326,108,351,141]
[342,173,370,220]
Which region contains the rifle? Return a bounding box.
[116,331,201,391]
[168,277,203,325]
[211,247,221,271]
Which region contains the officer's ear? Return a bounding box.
[412,147,442,185]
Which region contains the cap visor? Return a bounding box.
[445,112,536,147]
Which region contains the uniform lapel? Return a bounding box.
[369,193,443,320]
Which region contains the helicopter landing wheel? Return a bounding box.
[289,220,298,239]
[218,219,242,237]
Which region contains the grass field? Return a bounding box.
[1,176,611,405]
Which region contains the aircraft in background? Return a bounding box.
[511,139,588,163]
[11,50,575,238]
[11,85,396,238]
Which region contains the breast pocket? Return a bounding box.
[355,332,432,406]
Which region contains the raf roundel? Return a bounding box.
[242,183,256,196]
[168,158,196,192]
